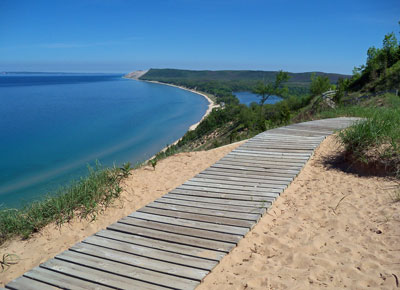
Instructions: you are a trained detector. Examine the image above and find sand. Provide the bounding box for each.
[0,141,244,286]
[197,135,400,290]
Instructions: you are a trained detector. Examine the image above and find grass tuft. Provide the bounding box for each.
[337,106,400,177]
[0,163,127,245]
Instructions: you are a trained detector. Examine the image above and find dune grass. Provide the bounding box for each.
[0,164,130,245]
[337,106,400,177]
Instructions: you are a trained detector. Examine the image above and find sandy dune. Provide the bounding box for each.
[197,135,400,290]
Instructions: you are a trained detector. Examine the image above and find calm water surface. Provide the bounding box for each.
[234,91,281,106]
[0,74,208,207]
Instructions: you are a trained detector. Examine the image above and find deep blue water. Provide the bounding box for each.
[0,74,208,207]
[234,91,281,106]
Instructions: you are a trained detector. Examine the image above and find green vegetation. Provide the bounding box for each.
[349,30,400,93]
[337,102,400,176]
[0,163,129,245]
[310,73,333,96]
[140,68,349,105]
[253,70,290,105]
[148,158,157,170]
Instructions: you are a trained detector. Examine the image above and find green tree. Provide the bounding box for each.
[310,73,332,96]
[253,70,290,106]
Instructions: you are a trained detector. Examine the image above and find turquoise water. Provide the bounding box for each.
[0,74,208,207]
[234,91,281,106]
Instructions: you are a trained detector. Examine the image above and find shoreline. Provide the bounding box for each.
[142,80,219,131]
[125,77,220,158]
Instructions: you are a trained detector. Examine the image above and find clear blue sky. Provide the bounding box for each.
[1,0,399,74]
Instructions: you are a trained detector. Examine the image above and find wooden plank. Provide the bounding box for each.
[119,216,242,243]
[195,173,291,186]
[229,151,310,160]
[83,235,218,270]
[240,144,317,150]
[232,149,311,157]
[162,193,271,208]
[188,177,287,189]
[144,202,260,222]
[155,198,266,214]
[69,243,209,282]
[234,147,313,153]
[246,138,322,143]
[178,183,282,194]
[6,276,60,290]
[131,210,249,235]
[108,222,235,252]
[222,155,307,166]
[275,127,332,135]
[56,251,198,290]
[25,266,122,290]
[169,189,278,201]
[199,169,293,181]
[96,230,226,261]
[211,163,299,175]
[216,159,304,170]
[138,206,256,228]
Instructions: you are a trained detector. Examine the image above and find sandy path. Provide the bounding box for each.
[0,141,244,286]
[197,135,400,290]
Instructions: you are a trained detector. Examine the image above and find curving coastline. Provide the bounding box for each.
[124,74,220,156]
[143,80,220,131]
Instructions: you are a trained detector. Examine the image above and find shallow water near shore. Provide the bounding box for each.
[0,74,208,207]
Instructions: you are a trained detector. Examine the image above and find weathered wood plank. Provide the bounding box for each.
[108,222,235,252]
[83,235,218,270]
[222,155,306,166]
[178,183,282,194]
[155,197,266,214]
[170,189,278,201]
[96,230,226,261]
[40,259,158,290]
[162,194,271,208]
[216,159,304,170]
[144,202,260,222]
[189,177,287,189]
[199,169,293,181]
[132,210,250,235]
[120,215,242,243]
[6,275,60,290]
[240,144,317,150]
[69,243,209,282]
[195,173,290,187]
[228,151,310,160]
[138,206,256,228]
[56,251,198,290]
[232,149,311,157]
[235,147,313,153]
[211,163,299,175]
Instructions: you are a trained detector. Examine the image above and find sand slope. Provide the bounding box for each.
[197,135,400,290]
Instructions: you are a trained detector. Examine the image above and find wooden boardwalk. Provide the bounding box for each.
[5,117,360,290]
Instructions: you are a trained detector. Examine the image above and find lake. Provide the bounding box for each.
[234,91,281,106]
[0,74,208,207]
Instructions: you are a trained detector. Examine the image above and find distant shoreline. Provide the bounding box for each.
[124,76,220,159]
